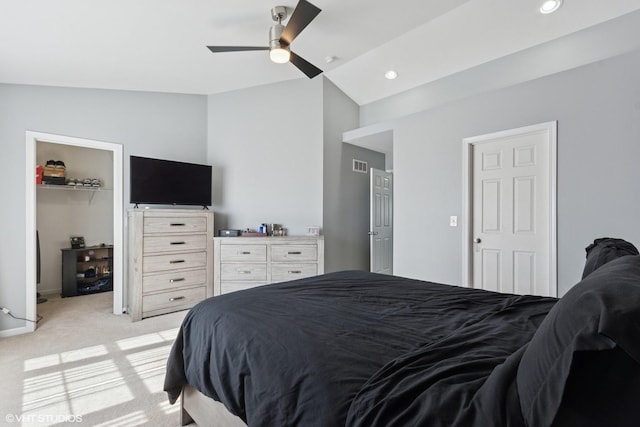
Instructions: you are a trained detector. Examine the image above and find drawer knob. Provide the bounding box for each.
[169,278,185,283]
[240,251,251,255]
[288,270,302,274]
[170,241,186,245]
[170,259,186,264]
[169,296,185,302]
[288,251,302,255]
[238,270,251,274]
[170,223,186,227]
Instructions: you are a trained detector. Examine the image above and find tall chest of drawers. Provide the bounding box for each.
[128,209,213,321]
[213,236,324,296]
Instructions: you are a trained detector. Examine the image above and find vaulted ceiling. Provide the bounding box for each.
[2,0,640,105]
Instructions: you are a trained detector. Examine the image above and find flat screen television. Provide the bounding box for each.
[130,156,212,207]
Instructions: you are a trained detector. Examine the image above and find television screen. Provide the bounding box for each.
[130,156,212,206]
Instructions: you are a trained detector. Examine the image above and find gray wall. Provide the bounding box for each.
[373,48,640,296]
[207,78,324,236]
[322,79,385,272]
[206,76,382,272]
[0,84,207,331]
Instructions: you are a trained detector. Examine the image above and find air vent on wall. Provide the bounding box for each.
[353,159,368,174]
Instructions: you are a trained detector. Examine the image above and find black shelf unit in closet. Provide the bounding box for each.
[61,245,113,297]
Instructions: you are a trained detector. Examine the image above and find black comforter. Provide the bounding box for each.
[164,270,558,426]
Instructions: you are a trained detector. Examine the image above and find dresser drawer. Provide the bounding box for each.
[142,286,206,314]
[220,244,267,262]
[220,281,266,295]
[271,245,317,262]
[143,268,207,293]
[220,263,267,281]
[143,216,207,234]
[271,263,318,282]
[143,234,207,254]
[143,251,207,274]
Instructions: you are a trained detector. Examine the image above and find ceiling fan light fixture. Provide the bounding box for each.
[539,0,563,14]
[270,47,291,64]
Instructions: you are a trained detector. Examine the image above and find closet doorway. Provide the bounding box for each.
[25,132,123,332]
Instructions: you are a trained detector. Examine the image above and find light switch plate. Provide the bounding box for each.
[449,216,458,227]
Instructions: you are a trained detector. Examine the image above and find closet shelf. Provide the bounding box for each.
[38,183,112,204]
[37,184,112,192]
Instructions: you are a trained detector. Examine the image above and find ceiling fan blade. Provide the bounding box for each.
[280,0,321,46]
[207,46,269,53]
[290,51,322,79]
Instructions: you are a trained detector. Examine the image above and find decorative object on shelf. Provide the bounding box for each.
[70,236,85,249]
[269,224,281,236]
[218,229,242,237]
[64,177,102,187]
[45,159,66,169]
[41,159,66,185]
[241,230,267,237]
[307,225,320,236]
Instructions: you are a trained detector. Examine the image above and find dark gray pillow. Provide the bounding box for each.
[582,237,638,279]
[517,256,640,427]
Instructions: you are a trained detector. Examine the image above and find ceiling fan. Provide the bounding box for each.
[207,0,323,79]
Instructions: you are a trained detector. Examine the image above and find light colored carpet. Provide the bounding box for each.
[0,292,190,427]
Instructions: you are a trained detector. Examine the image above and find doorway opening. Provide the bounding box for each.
[342,125,394,273]
[370,168,393,274]
[25,131,123,332]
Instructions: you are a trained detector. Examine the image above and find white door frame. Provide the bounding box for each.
[25,131,124,332]
[461,121,557,297]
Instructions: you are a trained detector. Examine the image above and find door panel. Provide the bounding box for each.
[482,179,502,233]
[514,176,535,233]
[514,251,535,295]
[481,249,501,292]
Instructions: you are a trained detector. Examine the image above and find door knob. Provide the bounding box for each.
[474,238,482,243]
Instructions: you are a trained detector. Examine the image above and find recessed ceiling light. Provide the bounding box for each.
[539,0,563,14]
[384,70,398,80]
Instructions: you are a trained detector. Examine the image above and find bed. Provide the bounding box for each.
[164,242,640,427]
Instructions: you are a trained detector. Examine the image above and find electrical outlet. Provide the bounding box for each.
[449,216,458,227]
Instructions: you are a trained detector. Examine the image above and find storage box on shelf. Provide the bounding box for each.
[213,236,324,296]
[42,176,66,185]
[61,245,113,297]
[43,165,65,178]
[128,209,214,321]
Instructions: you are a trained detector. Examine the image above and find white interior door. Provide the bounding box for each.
[468,123,556,297]
[370,168,393,274]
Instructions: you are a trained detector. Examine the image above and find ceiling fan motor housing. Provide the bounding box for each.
[269,23,286,50]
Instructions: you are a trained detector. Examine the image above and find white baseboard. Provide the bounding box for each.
[38,288,60,296]
[0,324,33,338]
